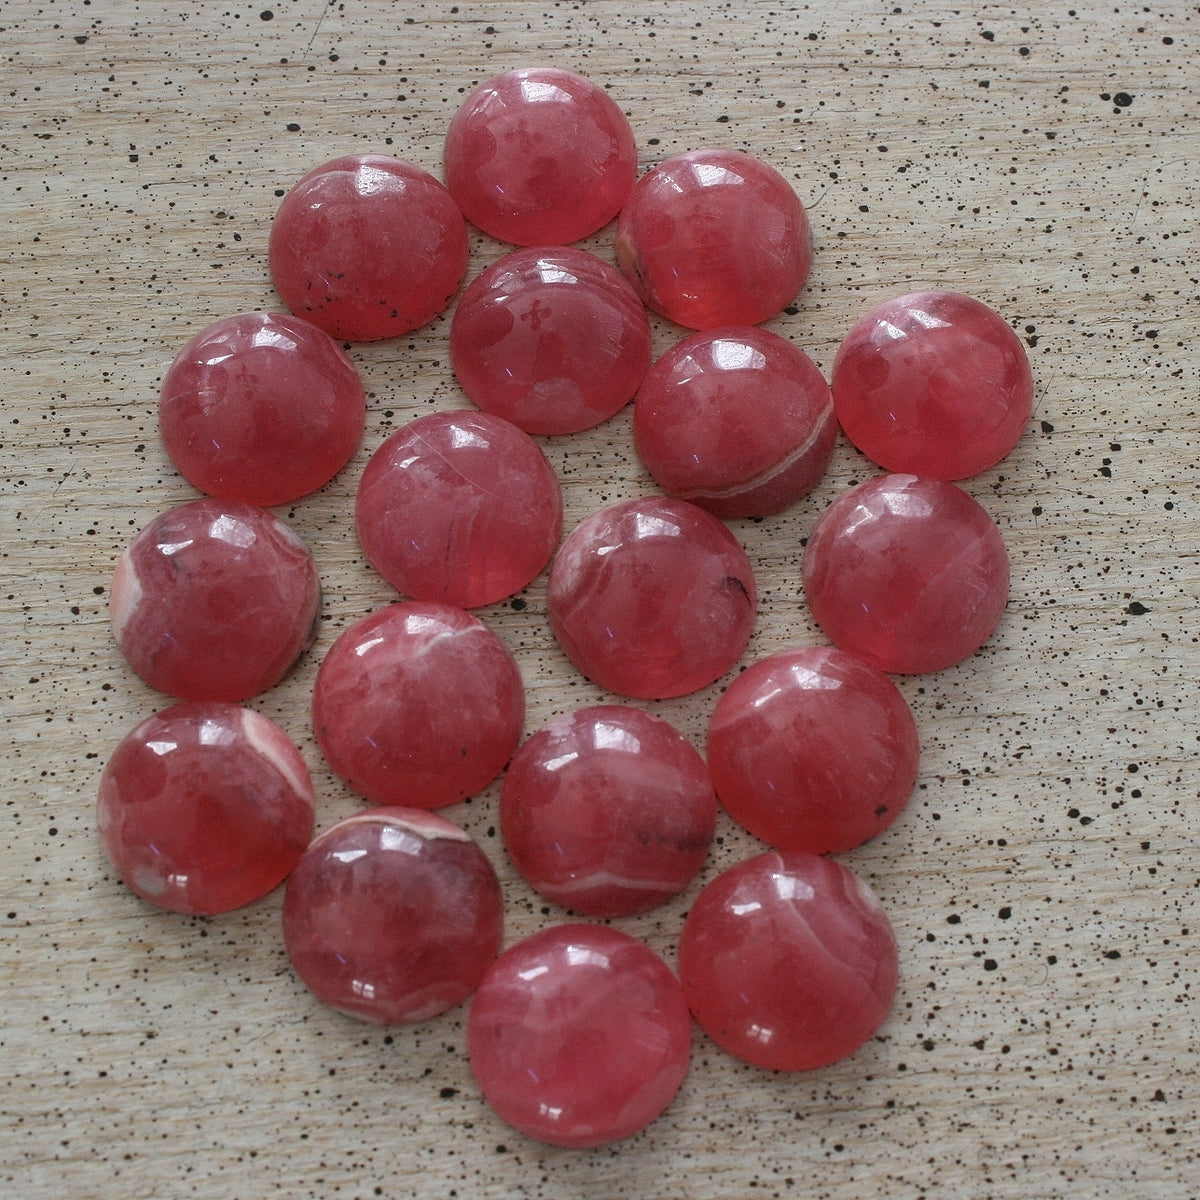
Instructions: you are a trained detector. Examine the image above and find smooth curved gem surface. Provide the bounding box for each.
[443,68,637,246]
[110,499,321,701]
[547,496,756,699]
[467,924,691,1147]
[678,851,898,1071]
[615,148,812,329]
[634,326,836,518]
[802,473,1010,675]
[706,647,919,854]
[312,602,524,808]
[97,702,314,915]
[355,410,562,608]
[158,311,366,507]
[501,705,716,917]
[832,290,1034,480]
[268,155,468,342]
[282,807,503,1024]
[450,247,652,435]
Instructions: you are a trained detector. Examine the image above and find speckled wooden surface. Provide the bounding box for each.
[2,1,1197,1197]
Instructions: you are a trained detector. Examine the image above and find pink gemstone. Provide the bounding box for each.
[110,499,321,701]
[802,473,1010,675]
[706,647,919,854]
[443,68,637,246]
[158,312,366,507]
[355,410,562,609]
[633,327,836,518]
[268,155,468,342]
[832,290,1034,480]
[282,807,503,1024]
[547,496,756,699]
[97,702,314,915]
[615,148,812,330]
[450,247,652,436]
[500,705,716,917]
[678,851,898,1071]
[312,602,524,808]
[468,924,691,1147]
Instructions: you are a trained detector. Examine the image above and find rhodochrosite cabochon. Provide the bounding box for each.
[467,924,692,1147]
[450,245,652,436]
[831,289,1034,480]
[443,67,638,246]
[97,702,315,916]
[268,154,468,342]
[547,495,758,700]
[311,601,525,809]
[355,409,563,609]
[802,473,1011,675]
[500,705,717,917]
[158,311,366,507]
[110,498,321,702]
[283,807,504,1025]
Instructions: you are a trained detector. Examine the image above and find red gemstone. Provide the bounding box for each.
[835,289,1032,477]
[97,702,314,915]
[467,924,691,1147]
[282,807,503,1024]
[443,68,637,246]
[355,410,563,608]
[268,155,468,342]
[547,496,757,699]
[311,602,524,808]
[802,473,1010,674]
[633,326,836,518]
[450,247,652,435]
[158,311,365,507]
[832,290,1034,480]
[615,148,812,329]
[706,646,919,854]
[500,705,716,917]
[678,851,898,1071]
[110,499,321,701]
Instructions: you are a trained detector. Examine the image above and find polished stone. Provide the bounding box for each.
[450,246,651,435]
[110,498,321,701]
[615,148,812,329]
[802,473,1010,674]
[634,326,836,517]
[443,67,637,246]
[311,602,524,808]
[97,702,314,915]
[283,807,503,1024]
[706,646,919,854]
[547,496,756,699]
[355,410,562,608]
[269,154,468,342]
[467,924,691,1147]
[500,705,716,916]
[158,311,365,507]
[832,290,1034,480]
[678,851,898,1071]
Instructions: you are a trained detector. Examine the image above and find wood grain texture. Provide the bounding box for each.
[2,2,1197,1197]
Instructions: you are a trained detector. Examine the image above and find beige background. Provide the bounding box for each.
[2,1,1197,1196]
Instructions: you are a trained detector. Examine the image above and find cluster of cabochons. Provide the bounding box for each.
[97,67,1034,1149]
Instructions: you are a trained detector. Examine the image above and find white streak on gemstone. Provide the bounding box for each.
[108,551,143,644]
[330,808,473,844]
[536,868,681,900]
[241,708,314,809]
